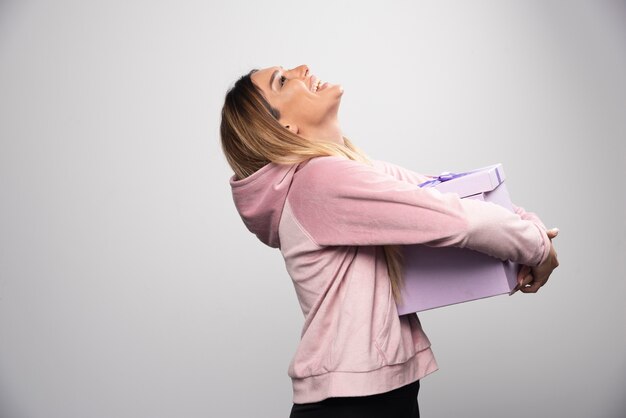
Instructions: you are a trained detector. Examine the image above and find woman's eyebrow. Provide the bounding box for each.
[269,67,284,91]
[269,69,279,91]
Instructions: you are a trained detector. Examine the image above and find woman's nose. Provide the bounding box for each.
[298,65,310,77]
[288,64,309,79]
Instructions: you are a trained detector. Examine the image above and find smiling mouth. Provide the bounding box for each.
[311,77,329,93]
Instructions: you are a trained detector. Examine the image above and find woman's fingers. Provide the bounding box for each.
[517,265,531,284]
[520,274,544,293]
[510,230,559,296]
[522,273,534,287]
[510,268,534,295]
[518,267,534,288]
[520,282,541,293]
[521,269,552,293]
[518,274,535,292]
[511,265,529,295]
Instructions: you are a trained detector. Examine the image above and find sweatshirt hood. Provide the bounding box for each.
[230,161,303,248]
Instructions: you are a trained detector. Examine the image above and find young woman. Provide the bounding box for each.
[220,64,559,418]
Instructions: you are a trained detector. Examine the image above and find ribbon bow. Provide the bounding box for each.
[418,171,470,188]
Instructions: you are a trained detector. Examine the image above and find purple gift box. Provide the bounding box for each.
[396,163,519,315]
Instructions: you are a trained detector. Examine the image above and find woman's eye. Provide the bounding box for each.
[280,75,286,87]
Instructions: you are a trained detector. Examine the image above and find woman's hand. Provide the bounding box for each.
[510,228,560,295]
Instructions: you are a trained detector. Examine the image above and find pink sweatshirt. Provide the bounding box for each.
[230,155,550,404]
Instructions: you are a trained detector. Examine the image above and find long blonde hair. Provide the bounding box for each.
[220,69,405,304]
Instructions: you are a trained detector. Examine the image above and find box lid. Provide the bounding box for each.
[421,163,506,198]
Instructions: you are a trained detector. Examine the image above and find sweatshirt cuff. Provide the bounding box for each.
[534,223,552,266]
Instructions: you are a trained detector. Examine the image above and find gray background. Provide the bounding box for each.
[1,0,625,417]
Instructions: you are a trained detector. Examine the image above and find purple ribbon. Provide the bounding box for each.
[418,172,470,188]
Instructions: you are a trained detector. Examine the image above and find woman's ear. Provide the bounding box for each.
[284,124,299,134]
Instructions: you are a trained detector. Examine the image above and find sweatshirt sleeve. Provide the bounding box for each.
[371,159,433,186]
[512,203,548,231]
[289,156,551,266]
[373,159,551,253]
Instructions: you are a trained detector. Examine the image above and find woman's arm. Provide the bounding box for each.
[373,159,549,233]
[369,158,559,288]
[289,156,551,267]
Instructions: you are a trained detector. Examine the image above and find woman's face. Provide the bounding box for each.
[250,64,344,136]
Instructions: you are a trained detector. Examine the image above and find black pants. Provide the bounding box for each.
[289,380,420,418]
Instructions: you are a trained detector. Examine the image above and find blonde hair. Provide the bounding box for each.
[220,69,405,304]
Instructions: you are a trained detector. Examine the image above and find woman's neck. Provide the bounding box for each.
[302,120,345,146]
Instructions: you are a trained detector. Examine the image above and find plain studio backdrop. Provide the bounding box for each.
[1,0,625,417]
